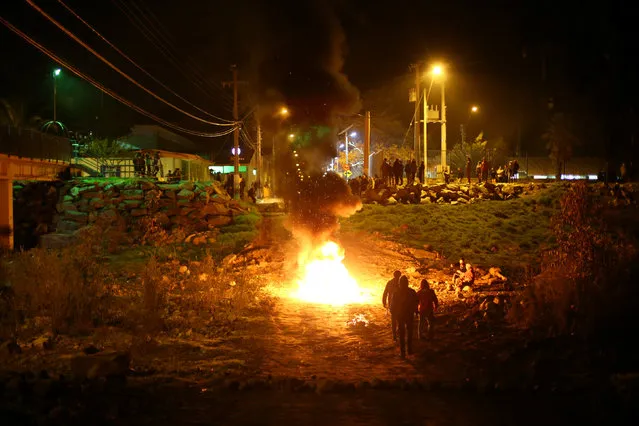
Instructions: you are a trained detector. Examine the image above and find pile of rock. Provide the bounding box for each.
[40,178,245,248]
[590,182,636,207]
[361,182,536,205]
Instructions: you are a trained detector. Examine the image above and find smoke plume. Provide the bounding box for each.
[249,0,362,243]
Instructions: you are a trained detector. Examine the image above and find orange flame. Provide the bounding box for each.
[292,241,369,305]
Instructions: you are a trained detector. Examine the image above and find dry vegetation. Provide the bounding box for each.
[0,210,271,377]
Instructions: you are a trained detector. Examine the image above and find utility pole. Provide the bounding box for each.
[344,131,349,180]
[441,80,447,174]
[231,66,239,199]
[222,65,247,200]
[256,111,262,198]
[423,86,428,183]
[412,63,421,159]
[364,110,371,176]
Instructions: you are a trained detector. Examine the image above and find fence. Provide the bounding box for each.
[0,126,71,163]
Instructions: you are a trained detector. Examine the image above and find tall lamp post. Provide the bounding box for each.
[422,64,444,182]
[52,68,61,121]
[271,107,289,195]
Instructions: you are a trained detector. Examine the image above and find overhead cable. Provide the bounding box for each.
[56,0,235,124]
[25,0,236,127]
[0,16,237,138]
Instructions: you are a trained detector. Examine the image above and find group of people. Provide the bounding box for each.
[133,151,163,178]
[455,157,520,184]
[382,271,439,358]
[380,158,425,187]
[451,258,475,293]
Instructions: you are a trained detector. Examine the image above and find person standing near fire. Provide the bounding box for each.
[392,276,419,358]
[382,270,402,341]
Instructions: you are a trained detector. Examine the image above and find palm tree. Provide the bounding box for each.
[543,113,579,181]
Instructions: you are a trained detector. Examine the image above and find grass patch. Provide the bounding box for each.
[342,184,566,271]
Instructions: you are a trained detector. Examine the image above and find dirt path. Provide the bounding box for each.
[247,220,524,385]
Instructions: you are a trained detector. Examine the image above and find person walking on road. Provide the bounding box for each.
[382,270,402,341]
[416,279,439,340]
[391,276,419,358]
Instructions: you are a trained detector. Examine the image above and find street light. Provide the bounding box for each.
[350,131,357,138]
[471,105,479,113]
[279,107,289,116]
[52,68,61,121]
[288,133,295,140]
[421,63,447,182]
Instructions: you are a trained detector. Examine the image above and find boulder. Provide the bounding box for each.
[386,196,398,205]
[122,189,144,200]
[70,351,130,380]
[207,216,232,227]
[89,198,105,209]
[121,200,142,209]
[56,220,82,233]
[179,181,195,191]
[177,189,195,200]
[64,210,89,224]
[151,212,171,226]
[157,183,181,191]
[202,203,230,216]
[139,180,157,191]
[163,190,177,200]
[80,191,102,199]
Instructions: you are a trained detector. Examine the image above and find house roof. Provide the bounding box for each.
[136,148,212,164]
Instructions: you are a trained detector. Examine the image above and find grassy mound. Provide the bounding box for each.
[342,184,566,271]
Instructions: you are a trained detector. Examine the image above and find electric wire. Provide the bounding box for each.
[131,0,232,99]
[26,0,236,127]
[111,0,234,109]
[56,0,235,124]
[0,15,237,138]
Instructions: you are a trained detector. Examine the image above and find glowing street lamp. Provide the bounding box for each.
[52,68,61,121]
[231,147,241,156]
[288,133,295,140]
[471,105,479,113]
[350,131,357,138]
[432,65,443,76]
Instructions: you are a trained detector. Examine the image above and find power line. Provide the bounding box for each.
[111,0,234,109]
[56,0,235,124]
[0,15,236,138]
[26,0,235,127]
[131,0,232,99]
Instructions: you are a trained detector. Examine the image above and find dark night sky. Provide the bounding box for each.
[1,0,638,160]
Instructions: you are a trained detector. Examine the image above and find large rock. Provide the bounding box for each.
[56,220,83,233]
[64,210,89,224]
[70,351,130,380]
[157,183,181,191]
[207,216,232,227]
[177,189,195,200]
[122,189,144,200]
[179,181,195,191]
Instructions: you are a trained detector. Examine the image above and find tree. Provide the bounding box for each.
[449,132,487,171]
[82,138,128,170]
[543,113,579,181]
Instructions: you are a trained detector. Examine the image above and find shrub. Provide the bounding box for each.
[508,183,637,337]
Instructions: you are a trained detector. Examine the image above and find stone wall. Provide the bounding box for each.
[39,178,243,249]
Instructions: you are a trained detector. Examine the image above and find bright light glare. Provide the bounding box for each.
[288,133,295,139]
[280,107,289,116]
[471,105,479,113]
[53,68,61,77]
[292,241,369,306]
[350,131,357,137]
[432,65,443,75]
[339,143,345,149]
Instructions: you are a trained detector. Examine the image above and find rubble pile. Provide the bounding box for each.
[361,182,535,205]
[35,179,246,248]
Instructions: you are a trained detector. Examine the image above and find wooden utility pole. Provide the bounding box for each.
[222,65,242,199]
[364,110,371,176]
[413,63,421,159]
[256,110,263,198]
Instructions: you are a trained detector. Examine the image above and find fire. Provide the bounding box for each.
[292,241,369,305]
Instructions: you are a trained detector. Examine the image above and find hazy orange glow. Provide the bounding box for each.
[292,241,369,306]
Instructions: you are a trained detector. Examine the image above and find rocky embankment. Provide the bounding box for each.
[12,182,62,249]
[362,181,531,205]
[37,178,244,248]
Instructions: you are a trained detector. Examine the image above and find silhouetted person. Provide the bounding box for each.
[382,270,402,341]
[465,157,472,184]
[248,184,256,203]
[416,279,439,340]
[419,161,425,183]
[391,276,419,358]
